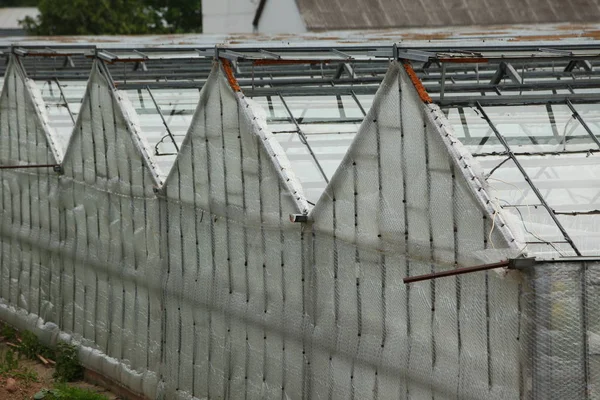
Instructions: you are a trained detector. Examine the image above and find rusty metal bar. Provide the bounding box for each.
[0,164,61,170]
[403,260,510,284]
[253,59,331,66]
[402,61,432,103]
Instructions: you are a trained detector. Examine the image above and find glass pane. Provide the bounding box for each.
[254,93,374,206]
[123,88,200,179]
[37,79,87,152]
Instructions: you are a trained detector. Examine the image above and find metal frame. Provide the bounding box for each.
[6,42,600,252]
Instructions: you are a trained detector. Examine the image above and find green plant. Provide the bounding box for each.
[0,324,17,342]
[34,384,109,400]
[0,349,39,386]
[20,330,41,360]
[11,368,38,386]
[0,349,19,373]
[15,330,56,362]
[53,343,83,383]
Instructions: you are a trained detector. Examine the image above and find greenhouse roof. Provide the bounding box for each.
[2,24,600,257]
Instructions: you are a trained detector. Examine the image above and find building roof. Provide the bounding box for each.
[0,7,38,30]
[295,0,600,30]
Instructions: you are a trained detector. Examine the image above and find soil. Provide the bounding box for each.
[0,342,119,400]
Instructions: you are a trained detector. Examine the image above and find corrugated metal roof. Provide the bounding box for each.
[295,0,600,31]
[0,7,38,30]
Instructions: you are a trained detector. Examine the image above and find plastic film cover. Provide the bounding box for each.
[309,62,522,400]
[0,55,593,400]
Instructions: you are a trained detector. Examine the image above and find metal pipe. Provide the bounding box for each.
[0,164,60,170]
[54,78,76,123]
[145,86,179,153]
[252,0,268,30]
[403,260,510,284]
[278,93,330,184]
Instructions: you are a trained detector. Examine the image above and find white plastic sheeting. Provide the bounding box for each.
[58,60,163,395]
[0,56,164,398]
[0,55,582,400]
[163,63,308,399]
[0,56,61,324]
[309,62,522,399]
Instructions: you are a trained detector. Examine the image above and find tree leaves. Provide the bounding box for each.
[20,0,202,35]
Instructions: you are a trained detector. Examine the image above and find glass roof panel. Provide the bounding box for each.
[123,87,200,179]
[36,79,87,153]
[253,93,372,205]
[447,103,600,257]
[446,104,599,156]
[573,103,600,137]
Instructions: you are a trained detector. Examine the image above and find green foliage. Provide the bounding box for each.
[53,342,82,382]
[0,324,17,342]
[15,330,56,361]
[0,349,19,372]
[0,349,39,385]
[20,0,202,35]
[34,384,109,400]
[20,330,41,359]
[148,0,202,33]
[21,0,162,35]
[1,0,38,6]
[0,327,82,383]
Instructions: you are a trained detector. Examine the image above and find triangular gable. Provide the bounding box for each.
[310,61,519,258]
[165,61,308,217]
[161,61,309,399]
[62,60,163,190]
[306,61,522,399]
[57,59,163,385]
[0,55,62,166]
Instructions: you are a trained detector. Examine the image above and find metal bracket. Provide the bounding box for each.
[289,214,309,223]
[507,257,537,271]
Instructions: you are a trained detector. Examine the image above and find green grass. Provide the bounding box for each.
[0,324,82,383]
[34,384,109,400]
[0,325,17,342]
[53,342,83,382]
[0,349,39,386]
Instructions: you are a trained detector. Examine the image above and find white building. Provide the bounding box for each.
[0,8,38,36]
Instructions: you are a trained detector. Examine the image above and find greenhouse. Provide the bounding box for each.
[0,27,598,399]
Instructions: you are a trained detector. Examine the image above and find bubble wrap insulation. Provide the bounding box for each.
[0,55,593,400]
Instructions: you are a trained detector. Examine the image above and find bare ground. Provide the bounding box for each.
[0,341,118,400]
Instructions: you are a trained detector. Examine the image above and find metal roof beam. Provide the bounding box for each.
[490,61,522,85]
[565,59,593,72]
[476,103,582,256]
[438,93,600,107]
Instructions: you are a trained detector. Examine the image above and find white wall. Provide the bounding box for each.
[202,0,257,33]
[202,0,306,34]
[258,0,306,34]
